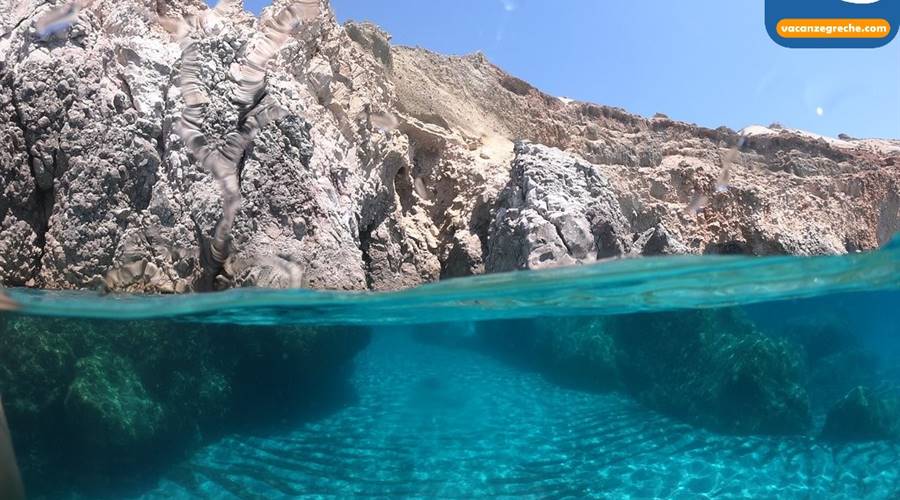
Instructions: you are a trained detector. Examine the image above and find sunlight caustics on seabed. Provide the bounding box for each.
[132,332,899,499]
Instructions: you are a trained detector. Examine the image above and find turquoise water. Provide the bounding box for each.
[1,239,899,498]
[7,236,899,325]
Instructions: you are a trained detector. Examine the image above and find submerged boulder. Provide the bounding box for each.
[0,316,78,421]
[612,310,811,435]
[478,309,812,436]
[225,324,373,421]
[821,387,900,443]
[0,314,370,494]
[808,349,881,410]
[64,353,164,452]
[476,317,621,391]
[774,319,884,413]
[779,321,861,366]
[542,318,620,390]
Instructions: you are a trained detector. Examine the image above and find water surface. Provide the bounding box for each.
[1,241,899,499]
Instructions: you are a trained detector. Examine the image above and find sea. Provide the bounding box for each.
[1,237,898,499]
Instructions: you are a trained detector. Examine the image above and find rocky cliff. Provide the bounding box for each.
[1,0,898,293]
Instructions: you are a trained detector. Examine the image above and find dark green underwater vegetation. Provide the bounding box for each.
[1,301,899,497]
[474,309,900,440]
[0,314,369,496]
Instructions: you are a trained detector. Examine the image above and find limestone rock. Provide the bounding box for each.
[486,142,630,272]
[441,229,485,279]
[0,0,897,292]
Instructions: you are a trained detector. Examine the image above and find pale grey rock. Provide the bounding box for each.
[344,21,392,72]
[486,142,630,273]
[0,0,433,292]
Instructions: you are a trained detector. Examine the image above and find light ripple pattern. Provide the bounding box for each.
[118,332,900,500]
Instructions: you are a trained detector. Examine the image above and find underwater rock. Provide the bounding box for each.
[225,323,372,419]
[0,316,77,421]
[612,310,811,435]
[478,310,813,436]
[808,349,881,410]
[477,317,621,391]
[540,318,620,390]
[64,353,165,452]
[778,321,862,366]
[482,318,622,391]
[821,386,899,443]
[773,319,884,412]
[0,0,897,291]
[0,313,370,494]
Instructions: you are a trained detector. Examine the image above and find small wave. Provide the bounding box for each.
[5,236,899,326]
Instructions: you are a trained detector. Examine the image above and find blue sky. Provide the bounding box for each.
[238,0,900,139]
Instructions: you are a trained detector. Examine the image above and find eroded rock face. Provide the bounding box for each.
[486,142,630,272]
[0,0,423,292]
[0,0,898,292]
[390,47,900,264]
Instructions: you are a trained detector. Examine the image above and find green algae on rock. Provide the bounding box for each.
[479,309,812,436]
[479,317,622,391]
[821,386,900,443]
[65,353,166,452]
[0,313,370,494]
[540,318,621,390]
[612,310,811,436]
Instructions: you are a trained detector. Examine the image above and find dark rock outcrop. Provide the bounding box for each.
[0,313,370,493]
[612,310,811,436]
[478,309,812,436]
[821,387,899,443]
